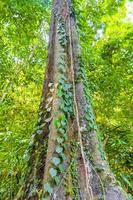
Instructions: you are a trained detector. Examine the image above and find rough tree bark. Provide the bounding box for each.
[15,0,128,199]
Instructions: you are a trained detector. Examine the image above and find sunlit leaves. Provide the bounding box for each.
[0,0,51,198]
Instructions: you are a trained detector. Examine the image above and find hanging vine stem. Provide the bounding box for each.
[47,122,74,199]
[51,158,75,200]
[50,120,77,199]
[89,161,106,200]
[66,1,94,199]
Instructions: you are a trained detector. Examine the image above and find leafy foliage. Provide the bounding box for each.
[74,0,133,196]
[0,0,132,199]
[0,0,50,198]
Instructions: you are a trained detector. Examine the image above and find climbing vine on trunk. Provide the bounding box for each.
[15,0,128,200]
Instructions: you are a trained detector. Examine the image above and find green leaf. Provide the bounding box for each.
[64,100,70,106]
[64,134,68,141]
[57,137,64,144]
[58,128,65,134]
[62,107,68,112]
[59,68,66,73]
[59,78,65,85]
[56,146,63,154]
[60,103,65,110]
[54,176,60,185]
[85,115,90,121]
[53,119,60,128]
[60,153,66,161]
[58,164,65,173]
[63,84,71,91]
[44,183,53,194]
[57,89,63,97]
[46,107,52,112]
[60,120,66,126]
[49,168,57,177]
[59,61,65,66]
[52,157,61,166]
[88,122,94,129]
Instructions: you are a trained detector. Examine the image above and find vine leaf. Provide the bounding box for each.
[58,164,65,173]
[54,176,60,185]
[46,107,52,112]
[53,119,60,128]
[57,137,64,144]
[60,153,66,160]
[57,89,63,97]
[44,183,53,194]
[59,78,65,85]
[49,168,57,177]
[52,157,61,166]
[58,128,65,134]
[63,84,71,91]
[60,120,66,126]
[56,146,63,154]
[60,103,65,110]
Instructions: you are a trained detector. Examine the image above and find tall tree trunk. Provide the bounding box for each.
[15,0,128,199]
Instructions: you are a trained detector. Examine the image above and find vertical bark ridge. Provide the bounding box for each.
[66,2,93,199]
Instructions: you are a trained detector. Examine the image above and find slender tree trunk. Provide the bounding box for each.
[15,0,128,199]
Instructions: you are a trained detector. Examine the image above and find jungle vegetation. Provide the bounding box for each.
[0,0,132,199]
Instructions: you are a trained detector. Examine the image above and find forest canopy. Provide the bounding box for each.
[0,0,133,199]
